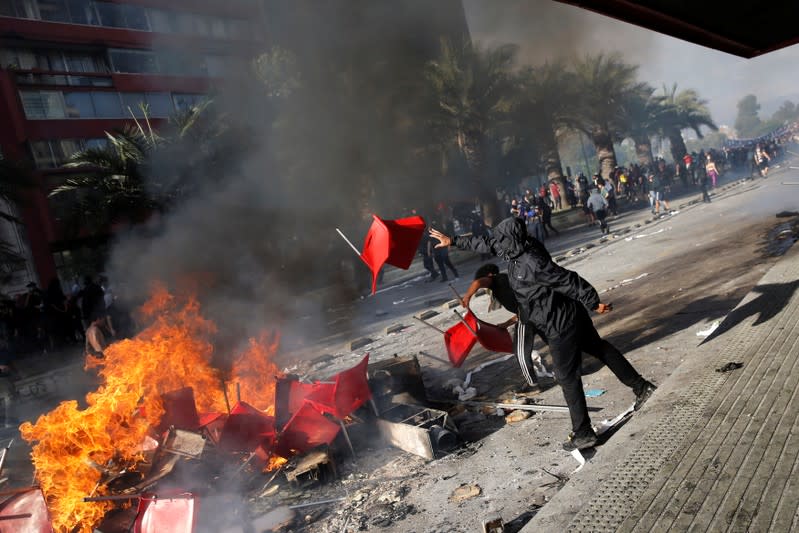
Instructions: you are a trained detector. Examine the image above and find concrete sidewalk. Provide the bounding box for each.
[522,238,799,532]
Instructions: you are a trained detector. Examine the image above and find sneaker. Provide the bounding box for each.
[562,430,598,451]
[634,381,657,411]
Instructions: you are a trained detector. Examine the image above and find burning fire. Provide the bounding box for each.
[19,285,284,533]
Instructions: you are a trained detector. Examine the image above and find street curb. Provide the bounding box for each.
[415,310,439,320]
[384,324,404,335]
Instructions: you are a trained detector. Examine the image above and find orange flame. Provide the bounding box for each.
[20,284,284,533]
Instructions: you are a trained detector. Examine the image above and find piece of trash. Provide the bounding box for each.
[505,410,532,423]
[392,299,406,305]
[696,320,720,338]
[584,388,606,398]
[571,449,586,473]
[450,483,482,502]
[716,362,743,373]
[594,404,635,435]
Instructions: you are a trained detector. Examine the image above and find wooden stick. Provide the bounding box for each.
[83,494,142,502]
[222,381,231,413]
[413,316,445,335]
[335,228,361,257]
[236,382,241,403]
[0,514,32,520]
[452,309,478,336]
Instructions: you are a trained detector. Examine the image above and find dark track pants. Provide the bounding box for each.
[547,308,645,436]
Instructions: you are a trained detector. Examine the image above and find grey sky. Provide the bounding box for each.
[463,0,799,128]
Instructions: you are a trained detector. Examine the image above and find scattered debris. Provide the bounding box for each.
[348,337,374,351]
[716,362,744,373]
[505,410,532,424]
[696,320,720,338]
[450,483,482,502]
[584,389,606,398]
[482,515,505,533]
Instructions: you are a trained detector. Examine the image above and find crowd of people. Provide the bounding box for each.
[0,275,133,367]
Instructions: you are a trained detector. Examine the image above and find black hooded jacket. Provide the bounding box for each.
[452,217,600,339]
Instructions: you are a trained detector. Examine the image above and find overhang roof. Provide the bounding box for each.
[556,0,799,58]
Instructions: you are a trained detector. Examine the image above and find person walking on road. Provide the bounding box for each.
[429,217,656,451]
[586,187,610,235]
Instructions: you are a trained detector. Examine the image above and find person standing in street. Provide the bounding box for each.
[429,217,656,450]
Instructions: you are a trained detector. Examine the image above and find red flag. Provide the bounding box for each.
[360,215,425,293]
[134,493,195,533]
[217,401,276,453]
[0,488,53,533]
[305,354,371,419]
[276,403,341,456]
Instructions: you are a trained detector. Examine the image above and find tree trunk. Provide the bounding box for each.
[668,128,687,164]
[591,127,617,182]
[459,131,501,227]
[634,134,654,169]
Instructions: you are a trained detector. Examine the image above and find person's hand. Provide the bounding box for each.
[595,302,613,314]
[460,296,471,309]
[429,228,451,248]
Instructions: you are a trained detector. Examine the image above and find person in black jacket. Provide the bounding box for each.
[430,217,656,451]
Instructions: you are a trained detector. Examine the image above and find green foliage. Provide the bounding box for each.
[734,94,762,138]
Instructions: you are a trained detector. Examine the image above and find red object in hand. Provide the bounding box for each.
[444,311,514,367]
[360,215,425,294]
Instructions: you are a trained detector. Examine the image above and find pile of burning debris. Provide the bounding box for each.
[0,289,464,533]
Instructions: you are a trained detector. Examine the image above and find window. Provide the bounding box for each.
[0,0,37,19]
[119,3,147,30]
[145,92,171,117]
[64,51,106,73]
[120,92,145,117]
[175,12,194,34]
[91,91,121,117]
[109,49,158,74]
[94,1,123,27]
[20,90,65,118]
[66,0,97,25]
[37,0,69,22]
[147,8,173,33]
[63,91,94,117]
[30,140,57,168]
[85,137,108,150]
[0,48,37,69]
[51,138,82,163]
[68,75,112,87]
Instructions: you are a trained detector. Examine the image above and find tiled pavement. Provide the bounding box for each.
[561,243,799,532]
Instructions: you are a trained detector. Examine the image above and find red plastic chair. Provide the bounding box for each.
[134,492,195,533]
[0,488,53,533]
[360,215,425,294]
[444,311,514,367]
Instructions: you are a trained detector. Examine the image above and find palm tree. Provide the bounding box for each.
[620,85,664,169]
[567,53,649,181]
[49,101,239,236]
[658,84,718,163]
[517,61,577,196]
[426,39,520,224]
[49,124,160,236]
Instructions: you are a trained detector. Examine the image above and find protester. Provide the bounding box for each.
[586,186,610,235]
[430,218,656,450]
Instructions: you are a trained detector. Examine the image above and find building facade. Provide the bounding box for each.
[0,0,264,292]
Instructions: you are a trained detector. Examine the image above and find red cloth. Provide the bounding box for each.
[158,387,200,433]
[217,401,276,453]
[0,488,53,533]
[134,493,195,533]
[444,312,513,367]
[276,403,341,456]
[360,215,425,294]
[304,354,371,419]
